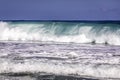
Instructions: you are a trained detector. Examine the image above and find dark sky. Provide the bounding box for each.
[0,0,120,20]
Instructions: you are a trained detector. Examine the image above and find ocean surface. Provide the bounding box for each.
[0,21,120,80]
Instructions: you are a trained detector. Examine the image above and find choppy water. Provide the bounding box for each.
[0,42,120,80]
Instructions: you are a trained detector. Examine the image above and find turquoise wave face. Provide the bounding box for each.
[0,21,120,45]
[9,21,120,35]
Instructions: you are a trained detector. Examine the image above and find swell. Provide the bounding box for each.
[0,21,120,45]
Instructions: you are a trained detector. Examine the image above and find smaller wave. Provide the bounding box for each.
[0,61,120,79]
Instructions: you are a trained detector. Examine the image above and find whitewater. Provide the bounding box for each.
[0,21,120,80]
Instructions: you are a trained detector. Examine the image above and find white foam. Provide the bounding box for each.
[0,40,120,78]
[0,61,120,78]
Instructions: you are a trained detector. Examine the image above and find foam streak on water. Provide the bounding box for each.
[0,42,120,79]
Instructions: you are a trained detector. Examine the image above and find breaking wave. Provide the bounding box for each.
[0,21,120,45]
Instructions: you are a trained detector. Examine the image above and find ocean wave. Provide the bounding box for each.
[0,21,120,45]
